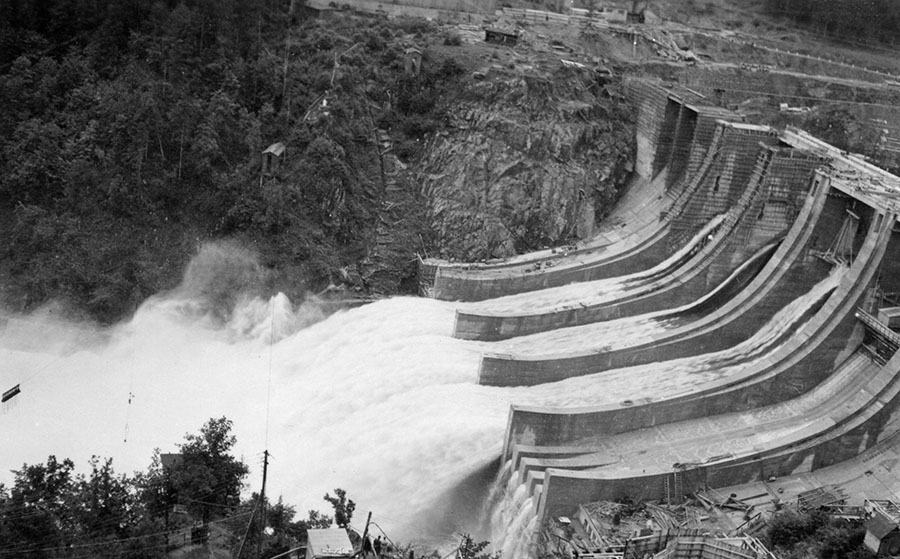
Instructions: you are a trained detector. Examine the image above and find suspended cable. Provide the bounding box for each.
[265,298,275,449]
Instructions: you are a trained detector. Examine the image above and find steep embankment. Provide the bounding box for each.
[419,59,636,261]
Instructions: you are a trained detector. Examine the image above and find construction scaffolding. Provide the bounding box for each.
[623,530,775,559]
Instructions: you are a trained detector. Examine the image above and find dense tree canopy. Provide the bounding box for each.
[764,509,876,559]
[0,455,165,558]
[0,417,340,558]
[138,416,249,523]
[0,0,451,322]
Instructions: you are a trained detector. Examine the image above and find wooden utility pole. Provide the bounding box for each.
[256,450,270,559]
[359,512,373,558]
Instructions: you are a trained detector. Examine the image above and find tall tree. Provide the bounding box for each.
[323,488,355,529]
[170,417,249,522]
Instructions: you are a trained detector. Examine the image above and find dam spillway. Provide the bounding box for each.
[418,80,900,538]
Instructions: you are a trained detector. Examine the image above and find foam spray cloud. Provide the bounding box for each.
[0,243,496,547]
[0,242,839,551]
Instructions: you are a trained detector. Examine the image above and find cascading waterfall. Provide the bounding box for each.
[481,460,514,526]
[488,482,538,559]
[500,497,538,559]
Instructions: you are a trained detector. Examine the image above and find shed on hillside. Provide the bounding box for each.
[261,142,286,177]
[306,528,354,559]
[405,47,423,76]
[484,28,518,46]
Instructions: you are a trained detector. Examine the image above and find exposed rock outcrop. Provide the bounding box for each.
[419,67,636,260]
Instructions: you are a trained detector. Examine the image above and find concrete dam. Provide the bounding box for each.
[419,80,900,529]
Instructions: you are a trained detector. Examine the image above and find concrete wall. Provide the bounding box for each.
[501,199,889,460]
[433,224,672,301]
[481,173,859,387]
[631,80,670,179]
[652,97,682,180]
[454,145,825,341]
[666,105,699,191]
[667,125,778,249]
[426,84,734,302]
[677,65,900,108]
[433,117,765,303]
[537,334,899,520]
[453,236,774,341]
[681,108,740,190]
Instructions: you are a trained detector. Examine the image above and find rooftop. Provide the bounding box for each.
[307,528,354,558]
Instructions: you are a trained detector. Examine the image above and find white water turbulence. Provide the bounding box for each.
[0,240,844,555]
[458,213,728,316]
[480,268,846,553]
[0,243,497,548]
[485,461,540,558]
[522,265,846,408]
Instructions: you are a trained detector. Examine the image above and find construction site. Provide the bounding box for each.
[402,1,900,558]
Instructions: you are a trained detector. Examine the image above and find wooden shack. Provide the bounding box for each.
[404,47,423,76]
[865,500,900,557]
[261,142,286,177]
[485,27,519,46]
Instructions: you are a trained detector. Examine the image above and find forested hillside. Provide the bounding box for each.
[0,0,460,322]
[0,0,637,323]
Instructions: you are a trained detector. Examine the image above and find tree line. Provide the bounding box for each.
[0,417,344,558]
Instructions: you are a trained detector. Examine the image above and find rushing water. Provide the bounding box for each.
[459,213,727,316]
[0,292,488,546]
[0,245,844,552]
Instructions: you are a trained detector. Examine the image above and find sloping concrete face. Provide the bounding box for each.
[633,80,672,180]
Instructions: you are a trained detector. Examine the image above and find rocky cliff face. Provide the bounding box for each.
[419,66,636,261]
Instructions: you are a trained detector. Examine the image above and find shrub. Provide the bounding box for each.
[443,33,463,46]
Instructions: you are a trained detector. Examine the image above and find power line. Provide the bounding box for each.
[265,298,275,449]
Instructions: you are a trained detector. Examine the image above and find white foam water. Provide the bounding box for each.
[0,253,844,553]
